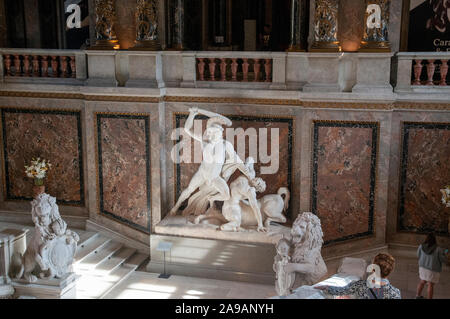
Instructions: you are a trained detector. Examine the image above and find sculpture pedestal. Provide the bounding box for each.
[12,273,79,299]
[0,284,14,299]
[0,229,29,298]
[147,233,277,285]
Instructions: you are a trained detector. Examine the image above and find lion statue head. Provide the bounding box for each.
[288,212,328,287]
[291,212,324,250]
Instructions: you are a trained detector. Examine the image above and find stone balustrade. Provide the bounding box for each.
[0,49,87,84]
[3,49,449,97]
[196,56,273,83]
[395,52,450,93]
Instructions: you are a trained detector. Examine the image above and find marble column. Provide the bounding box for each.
[131,0,161,50]
[360,0,391,52]
[287,0,305,51]
[310,0,340,52]
[168,0,184,50]
[91,0,120,49]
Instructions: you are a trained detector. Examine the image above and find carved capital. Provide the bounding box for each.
[311,0,340,52]
[360,0,391,52]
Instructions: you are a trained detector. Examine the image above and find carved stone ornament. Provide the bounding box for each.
[274,212,327,296]
[311,0,340,52]
[132,0,162,50]
[91,0,120,49]
[169,108,289,233]
[360,0,391,52]
[15,193,79,283]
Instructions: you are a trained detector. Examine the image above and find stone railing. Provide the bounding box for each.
[0,49,87,84]
[196,55,273,83]
[395,52,450,93]
[0,49,397,94]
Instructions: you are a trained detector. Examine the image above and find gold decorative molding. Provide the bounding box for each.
[0,91,449,110]
[163,96,302,106]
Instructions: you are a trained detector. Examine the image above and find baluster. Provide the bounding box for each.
[412,59,423,85]
[13,55,21,76]
[51,56,59,78]
[264,59,272,82]
[439,60,448,86]
[41,56,49,77]
[32,55,40,77]
[220,58,227,81]
[4,55,11,76]
[231,58,238,81]
[426,60,436,85]
[253,59,261,82]
[69,56,76,78]
[209,58,216,81]
[23,55,31,76]
[242,58,249,82]
[197,58,205,81]
[60,56,68,78]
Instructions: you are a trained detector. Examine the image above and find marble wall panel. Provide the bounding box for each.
[1,107,84,205]
[173,113,294,219]
[96,113,151,233]
[312,121,378,244]
[398,123,450,235]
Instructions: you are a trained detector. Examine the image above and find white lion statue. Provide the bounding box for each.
[281,212,328,291]
[15,193,79,282]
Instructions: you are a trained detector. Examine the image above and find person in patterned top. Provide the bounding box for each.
[315,253,402,299]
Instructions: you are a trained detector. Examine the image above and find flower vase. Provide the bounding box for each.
[32,179,45,198]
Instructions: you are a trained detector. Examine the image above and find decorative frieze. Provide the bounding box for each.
[91,0,120,50]
[311,0,340,52]
[131,0,161,50]
[360,0,391,52]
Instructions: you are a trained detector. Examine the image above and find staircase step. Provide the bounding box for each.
[99,264,137,299]
[74,236,111,264]
[77,232,99,248]
[93,247,137,276]
[76,241,123,270]
[124,253,149,269]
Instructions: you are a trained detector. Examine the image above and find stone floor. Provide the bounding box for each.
[388,256,450,299]
[102,272,276,299]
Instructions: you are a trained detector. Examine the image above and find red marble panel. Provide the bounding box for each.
[174,114,293,218]
[399,123,450,235]
[312,122,377,244]
[97,114,150,233]
[1,108,83,205]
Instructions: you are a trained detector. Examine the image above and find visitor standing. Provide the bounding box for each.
[416,233,449,299]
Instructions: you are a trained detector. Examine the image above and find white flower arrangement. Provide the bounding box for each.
[24,158,52,186]
[441,185,450,208]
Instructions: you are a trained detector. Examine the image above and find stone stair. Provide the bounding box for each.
[0,222,149,299]
[73,231,149,299]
